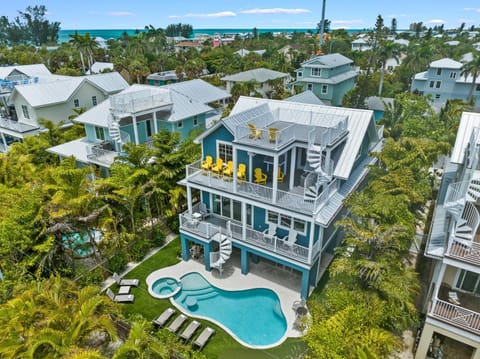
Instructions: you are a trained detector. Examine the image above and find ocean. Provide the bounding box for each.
[57,28,368,43]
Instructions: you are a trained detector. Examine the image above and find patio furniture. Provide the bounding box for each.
[277,167,285,183]
[254,168,267,185]
[167,314,187,333]
[179,320,201,342]
[118,286,131,295]
[282,230,298,248]
[152,307,176,328]
[199,203,212,220]
[269,127,279,143]
[211,158,224,177]
[106,288,134,303]
[193,327,215,350]
[113,272,139,287]
[248,123,263,139]
[223,160,234,179]
[263,223,277,241]
[201,156,213,172]
[237,163,246,182]
[448,291,460,305]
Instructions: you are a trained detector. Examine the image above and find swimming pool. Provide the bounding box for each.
[62,230,102,258]
[151,277,182,299]
[171,272,287,347]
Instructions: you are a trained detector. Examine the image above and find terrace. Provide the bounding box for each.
[179,203,321,265]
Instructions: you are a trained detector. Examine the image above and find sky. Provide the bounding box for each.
[3,1,480,30]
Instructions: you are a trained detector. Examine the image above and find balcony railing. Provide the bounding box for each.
[430,299,480,335]
[86,145,117,166]
[0,116,39,133]
[185,160,337,215]
[444,181,469,207]
[446,239,480,266]
[179,210,314,264]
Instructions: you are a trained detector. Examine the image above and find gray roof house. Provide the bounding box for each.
[0,72,128,153]
[221,68,289,97]
[293,53,357,106]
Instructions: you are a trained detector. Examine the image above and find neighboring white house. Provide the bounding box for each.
[221,68,289,96]
[0,72,128,152]
[88,62,114,74]
[234,48,266,57]
[351,38,371,51]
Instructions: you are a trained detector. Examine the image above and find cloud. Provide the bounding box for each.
[169,11,236,19]
[239,8,311,15]
[426,19,446,24]
[107,11,135,17]
[331,19,364,27]
[463,8,480,12]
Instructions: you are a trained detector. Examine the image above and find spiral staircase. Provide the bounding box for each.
[304,135,333,200]
[210,221,233,275]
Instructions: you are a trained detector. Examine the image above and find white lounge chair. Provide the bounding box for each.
[263,223,277,240]
[193,327,215,350]
[113,272,139,287]
[179,320,200,341]
[167,314,187,333]
[152,307,176,328]
[106,288,134,303]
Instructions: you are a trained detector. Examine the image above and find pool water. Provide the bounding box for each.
[61,230,102,258]
[151,277,182,298]
[173,272,287,347]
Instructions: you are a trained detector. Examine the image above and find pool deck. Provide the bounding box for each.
[146,257,304,347]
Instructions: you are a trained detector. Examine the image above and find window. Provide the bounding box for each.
[74,99,80,108]
[311,68,321,77]
[298,71,303,77]
[435,81,441,89]
[307,83,313,91]
[92,96,97,106]
[476,84,480,91]
[193,115,198,126]
[266,210,306,234]
[177,120,183,128]
[217,141,233,162]
[449,72,457,79]
[321,84,328,94]
[429,81,435,88]
[436,68,442,76]
[435,94,441,99]
[21,105,30,119]
[146,119,152,137]
[212,194,242,222]
[95,126,105,141]
[455,270,480,295]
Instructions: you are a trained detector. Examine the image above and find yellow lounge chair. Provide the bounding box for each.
[254,168,267,185]
[223,161,234,179]
[201,156,213,172]
[237,163,246,182]
[248,123,263,139]
[269,128,279,143]
[277,167,285,183]
[211,158,224,177]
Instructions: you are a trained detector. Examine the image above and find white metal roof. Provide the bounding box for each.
[451,112,480,164]
[298,70,357,85]
[0,64,51,79]
[89,62,114,74]
[228,97,378,179]
[285,90,326,106]
[73,99,112,127]
[430,58,463,69]
[221,68,288,83]
[47,137,92,164]
[165,79,231,104]
[301,53,353,68]
[12,72,128,108]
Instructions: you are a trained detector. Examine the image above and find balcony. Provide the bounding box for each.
[185,160,339,215]
[0,116,39,134]
[86,143,117,167]
[179,207,321,265]
[446,239,480,266]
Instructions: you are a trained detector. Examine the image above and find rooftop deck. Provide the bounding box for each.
[0,116,39,135]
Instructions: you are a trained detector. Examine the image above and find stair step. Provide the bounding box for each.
[455,232,473,240]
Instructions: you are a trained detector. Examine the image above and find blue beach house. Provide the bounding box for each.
[48,80,230,177]
[293,53,357,106]
[178,96,383,298]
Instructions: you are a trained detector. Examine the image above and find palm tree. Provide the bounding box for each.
[377,40,400,96]
[69,32,98,74]
[461,51,480,103]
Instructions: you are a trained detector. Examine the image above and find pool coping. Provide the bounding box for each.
[145,260,303,349]
[149,277,182,299]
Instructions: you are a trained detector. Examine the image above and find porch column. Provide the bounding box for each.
[431,262,447,313]
[241,202,247,241]
[180,236,190,261]
[0,132,7,152]
[248,152,254,182]
[272,155,279,204]
[414,323,434,359]
[132,114,139,144]
[472,348,480,359]
[153,111,158,134]
[241,247,249,274]
[187,185,193,215]
[289,147,297,190]
[308,221,316,264]
[300,269,310,299]
[204,242,212,271]
[233,146,238,194]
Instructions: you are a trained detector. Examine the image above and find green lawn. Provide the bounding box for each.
[117,238,309,358]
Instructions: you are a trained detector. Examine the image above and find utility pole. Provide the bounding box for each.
[319,0,326,49]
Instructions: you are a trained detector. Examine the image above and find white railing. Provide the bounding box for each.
[447,240,480,266]
[178,212,222,240]
[444,181,469,207]
[430,299,480,335]
[110,90,169,114]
